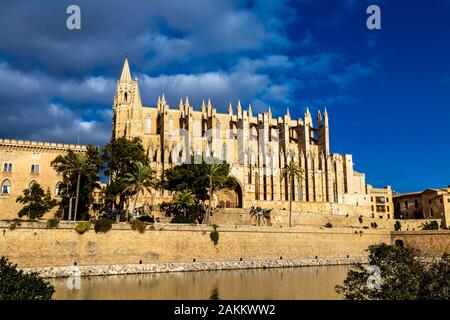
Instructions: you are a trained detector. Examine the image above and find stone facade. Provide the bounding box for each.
[113,59,372,215]
[393,187,450,228]
[366,185,394,219]
[0,139,87,220]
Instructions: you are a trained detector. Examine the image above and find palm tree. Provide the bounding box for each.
[199,162,235,224]
[52,151,98,221]
[249,206,272,226]
[173,190,196,218]
[281,160,304,227]
[121,163,156,221]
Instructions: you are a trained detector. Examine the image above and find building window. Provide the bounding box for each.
[3,163,12,172]
[31,164,40,173]
[414,200,418,208]
[376,197,385,204]
[1,180,11,195]
[144,117,152,134]
[167,116,173,135]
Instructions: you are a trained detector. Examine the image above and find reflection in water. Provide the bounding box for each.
[50,265,350,300]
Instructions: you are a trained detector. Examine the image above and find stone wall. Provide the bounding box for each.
[0,221,391,268]
[212,209,394,229]
[391,231,450,257]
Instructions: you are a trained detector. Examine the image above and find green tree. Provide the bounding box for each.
[51,146,100,221]
[101,137,150,216]
[173,190,196,216]
[121,163,156,221]
[336,243,450,300]
[16,183,57,220]
[281,160,304,227]
[0,256,54,300]
[162,157,236,224]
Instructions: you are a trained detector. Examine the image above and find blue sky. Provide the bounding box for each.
[0,0,449,193]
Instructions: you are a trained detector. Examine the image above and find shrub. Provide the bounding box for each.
[75,221,91,234]
[9,219,21,231]
[137,215,154,223]
[0,256,54,300]
[46,218,59,229]
[421,221,439,230]
[394,221,402,231]
[325,222,333,228]
[171,215,194,224]
[130,220,146,233]
[94,218,113,233]
[210,224,219,245]
[336,244,450,300]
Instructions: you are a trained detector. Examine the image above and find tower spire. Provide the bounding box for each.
[120,57,132,83]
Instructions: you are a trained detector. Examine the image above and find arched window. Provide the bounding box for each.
[55,182,62,197]
[1,180,11,195]
[29,180,37,188]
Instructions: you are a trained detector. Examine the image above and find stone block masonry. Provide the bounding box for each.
[0,222,391,269]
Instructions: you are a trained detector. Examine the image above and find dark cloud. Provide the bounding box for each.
[0,0,377,146]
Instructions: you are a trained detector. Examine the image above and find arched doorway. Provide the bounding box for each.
[215,179,243,208]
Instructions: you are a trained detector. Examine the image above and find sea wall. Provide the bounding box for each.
[0,221,390,269]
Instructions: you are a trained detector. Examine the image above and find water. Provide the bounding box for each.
[50,265,351,300]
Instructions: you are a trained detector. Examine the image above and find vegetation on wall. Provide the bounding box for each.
[336,243,450,300]
[94,217,113,233]
[16,183,57,220]
[421,221,439,230]
[0,256,54,300]
[75,221,91,234]
[394,221,402,231]
[130,219,147,233]
[46,218,59,229]
[210,224,219,246]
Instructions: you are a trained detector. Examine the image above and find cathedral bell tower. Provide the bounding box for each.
[113,58,143,139]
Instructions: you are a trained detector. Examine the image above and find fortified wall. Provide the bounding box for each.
[0,222,391,268]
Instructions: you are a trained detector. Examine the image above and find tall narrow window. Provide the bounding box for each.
[255,173,260,200]
[145,117,152,134]
[1,180,11,195]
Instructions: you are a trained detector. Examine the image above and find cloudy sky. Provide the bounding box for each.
[1,0,450,192]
